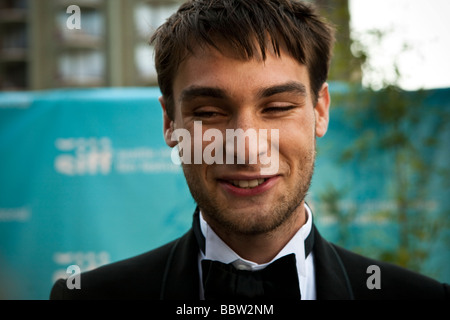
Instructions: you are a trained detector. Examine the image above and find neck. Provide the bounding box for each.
[205,201,306,264]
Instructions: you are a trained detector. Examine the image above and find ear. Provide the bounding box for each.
[314,82,330,138]
[159,96,178,148]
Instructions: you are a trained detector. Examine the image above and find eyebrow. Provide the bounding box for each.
[179,81,307,103]
[179,86,227,103]
[257,81,307,99]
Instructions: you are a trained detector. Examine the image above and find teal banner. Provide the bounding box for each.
[0,88,195,299]
[1,86,448,299]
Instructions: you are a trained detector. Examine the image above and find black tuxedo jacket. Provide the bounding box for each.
[50,223,449,300]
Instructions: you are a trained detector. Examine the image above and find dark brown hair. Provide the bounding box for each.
[150,0,335,119]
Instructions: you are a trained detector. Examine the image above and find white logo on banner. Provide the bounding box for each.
[54,137,179,176]
[0,207,31,222]
[54,137,112,176]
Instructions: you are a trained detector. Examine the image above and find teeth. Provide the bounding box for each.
[248,179,258,188]
[231,179,266,189]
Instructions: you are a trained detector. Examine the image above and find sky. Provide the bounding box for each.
[349,0,450,90]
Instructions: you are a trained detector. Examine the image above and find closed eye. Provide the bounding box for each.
[192,111,224,118]
[262,106,296,113]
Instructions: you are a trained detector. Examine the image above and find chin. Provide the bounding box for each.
[208,204,291,236]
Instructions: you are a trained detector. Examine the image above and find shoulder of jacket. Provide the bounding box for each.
[330,244,448,300]
[49,236,184,300]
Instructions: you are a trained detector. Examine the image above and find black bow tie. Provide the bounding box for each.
[192,207,315,300]
[202,253,300,300]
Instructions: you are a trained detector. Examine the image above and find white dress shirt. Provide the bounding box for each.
[198,203,316,300]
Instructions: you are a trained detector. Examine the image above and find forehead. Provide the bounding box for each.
[172,43,311,103]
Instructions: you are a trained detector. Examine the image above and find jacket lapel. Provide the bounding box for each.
[312,225,355,300]
[160,228,201,299]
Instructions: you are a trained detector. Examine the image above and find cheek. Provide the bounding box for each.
[182,163,210,191]
[278,122,315,161]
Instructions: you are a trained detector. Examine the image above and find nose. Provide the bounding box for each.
[225,109,261,165]
[232,107,260,133]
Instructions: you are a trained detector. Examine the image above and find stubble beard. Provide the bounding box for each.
[182,147,316,237]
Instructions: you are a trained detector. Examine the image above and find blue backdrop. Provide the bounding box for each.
[0,86,448,299]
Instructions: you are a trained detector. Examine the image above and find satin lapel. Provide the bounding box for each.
[160,228,201,300]
[312,225,355,300]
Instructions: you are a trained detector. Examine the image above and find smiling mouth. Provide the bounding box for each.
[217,175,279,197]
[217,177,272,190]
[229,178,268,189]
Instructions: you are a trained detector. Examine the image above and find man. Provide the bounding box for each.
[50,0,448,300]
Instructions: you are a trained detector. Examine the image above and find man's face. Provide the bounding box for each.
[161,43,330,236]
